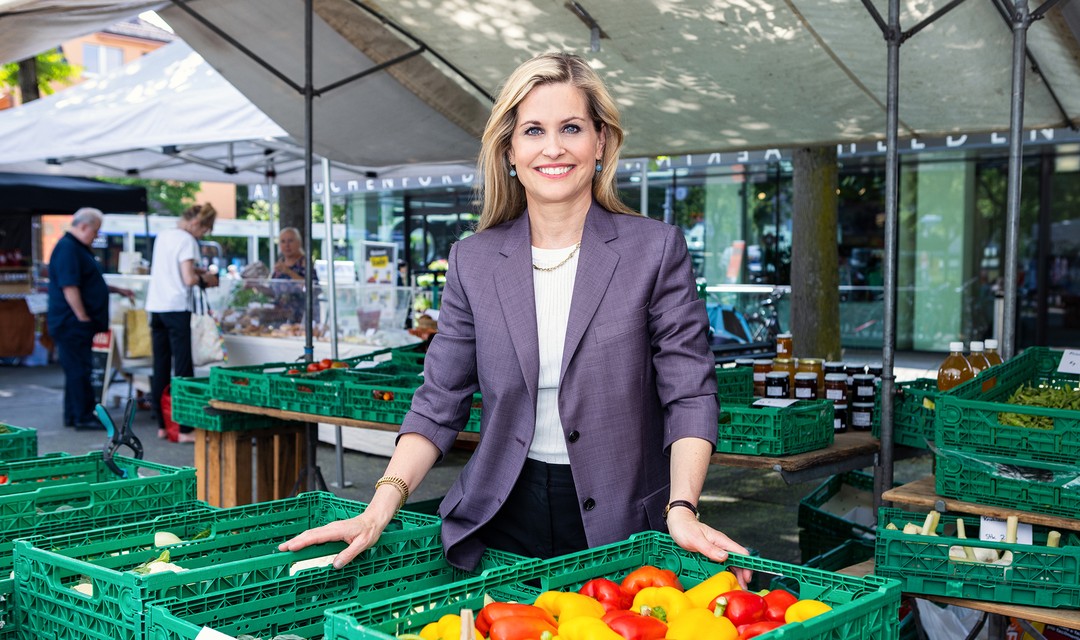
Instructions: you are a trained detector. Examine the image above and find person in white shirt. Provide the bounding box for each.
[146,203,218,443]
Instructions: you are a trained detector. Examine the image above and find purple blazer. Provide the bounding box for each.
[399,202,718,569]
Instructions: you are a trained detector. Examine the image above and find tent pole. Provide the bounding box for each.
[1002,0,1031,359]
[875,0,902,508]
[322,157,350,491]
[303,0,320,493]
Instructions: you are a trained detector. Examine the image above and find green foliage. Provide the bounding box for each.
[0,50,78,97]
[100,178,201,216]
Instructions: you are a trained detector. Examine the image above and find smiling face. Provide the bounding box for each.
[507,82,605,215]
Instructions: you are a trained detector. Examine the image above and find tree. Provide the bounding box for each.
[790,146,841,361]
[0,50,78,103]
[100,178,201,216]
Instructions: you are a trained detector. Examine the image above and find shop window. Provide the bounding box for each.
[82,43,124,77]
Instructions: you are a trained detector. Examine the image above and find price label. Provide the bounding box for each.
[979,516,1033,545]
[1057,349,1080,375]
[369,255,389,268]
[196,628,237,640]
[752,398,799,408]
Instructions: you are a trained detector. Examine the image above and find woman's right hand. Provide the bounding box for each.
[277,511,389,569]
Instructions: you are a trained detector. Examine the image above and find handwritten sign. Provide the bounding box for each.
[1056,349,1080,375]
[979,516,1033,545]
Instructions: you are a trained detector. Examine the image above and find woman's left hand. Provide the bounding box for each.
[666,509,752,587]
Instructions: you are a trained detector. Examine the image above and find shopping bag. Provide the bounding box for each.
[124,309,152,358]
[190,288,225,366]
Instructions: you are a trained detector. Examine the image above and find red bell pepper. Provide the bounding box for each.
[487,615,558,640]
[477,602,556,637]
[737,620,784,639]
[602,610,667,640]
[761,589,798,622]
[620,565,682,596]
[711,589,767,627]
[580,578,634,612]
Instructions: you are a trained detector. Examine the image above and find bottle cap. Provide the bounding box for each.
[985,339,998,349]
[949,341,965,352]
[970,341,984,351]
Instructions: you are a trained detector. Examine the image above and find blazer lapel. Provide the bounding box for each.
[561,203,620,380]
[493,214,540,405]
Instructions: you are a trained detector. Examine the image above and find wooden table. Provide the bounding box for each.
[882,475,1080,532]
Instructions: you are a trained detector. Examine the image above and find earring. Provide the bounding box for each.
[595,162,603,172]
[509,166,517,177]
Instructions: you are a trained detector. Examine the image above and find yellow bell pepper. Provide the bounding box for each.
[418,613,482,640]
[554,615,625,640]
[784,599,832,623]
[632,586,694,623]
[535,590,606,624]
[683,571,741,609]
[664,607,738,640]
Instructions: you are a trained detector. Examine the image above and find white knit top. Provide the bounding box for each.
[528,243,579,464]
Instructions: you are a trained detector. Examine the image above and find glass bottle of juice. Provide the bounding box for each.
[967,341,993,375]
[937,341,975,392]
[984,339,1004,366]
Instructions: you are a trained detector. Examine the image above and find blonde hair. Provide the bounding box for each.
[476,52,636,232]
[181,202,217,232]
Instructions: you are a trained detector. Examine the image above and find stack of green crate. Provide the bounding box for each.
[934,347,1080,518]
[12,491,496,640]
[0,424,35,462]
[798,471,878,563]
[323,530,901,640]
[0,452,198,639]
[876,506,1080,608]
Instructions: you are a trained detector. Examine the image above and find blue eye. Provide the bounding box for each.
[563,124,582,134]
[524,126,543,136]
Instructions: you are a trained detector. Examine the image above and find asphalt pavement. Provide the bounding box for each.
[0,348,937,564]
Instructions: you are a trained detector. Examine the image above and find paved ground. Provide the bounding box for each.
[0,348,937,564]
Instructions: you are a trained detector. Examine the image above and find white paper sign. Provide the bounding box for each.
[1056,349,1080,375]
[979,516,1033,545]
[23,293,48,315]
[195,628,237,640]
[752,398,800,408]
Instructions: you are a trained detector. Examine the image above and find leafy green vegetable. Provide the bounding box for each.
[999,383,1080,429]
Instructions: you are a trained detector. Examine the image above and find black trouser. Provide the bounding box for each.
[479,458,589,559]
[54,322,97,425]
[151,311,194,434]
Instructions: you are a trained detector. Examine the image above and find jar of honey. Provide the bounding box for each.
[796,357,824,394]
[772,357,795,392]
[776,332,793,358]
[752,359,773,397]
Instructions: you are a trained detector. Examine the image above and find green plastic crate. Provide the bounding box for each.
[715,366,754,400]
[269,368,371,416]
[797,471,879,563]
[775,538,876,593]
[935,448,1080,519]
[875,507,1080,608]
[344,373,482,433]
[0,424,35,462]
[872,379,937,449]
[209,361,297,406]
[13,491,441,640]
[143,546,527,640]
[171,377,283,432]
[324,530,901,640]
[717,399,834,455]
[936,347,1080,466]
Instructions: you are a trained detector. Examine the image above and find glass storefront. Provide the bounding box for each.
[312,130,1080,353]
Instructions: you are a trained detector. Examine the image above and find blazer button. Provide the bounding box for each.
[567,430,580,443]
[583,498,596,511]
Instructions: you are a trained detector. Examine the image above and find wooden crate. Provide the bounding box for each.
[193,424,308,507]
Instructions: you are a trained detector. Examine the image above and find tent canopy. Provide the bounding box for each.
[0,171,147,214]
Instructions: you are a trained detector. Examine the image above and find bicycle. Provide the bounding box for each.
[743,287,784,344]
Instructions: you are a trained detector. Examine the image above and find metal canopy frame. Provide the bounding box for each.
[866,0,1073,510]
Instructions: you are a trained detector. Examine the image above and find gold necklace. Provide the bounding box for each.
[532,242,581,272]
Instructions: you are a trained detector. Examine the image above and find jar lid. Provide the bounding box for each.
[777,332,792,338]
[851,401,875,408]
[735,358,755,365]
[825,361,846,367]
[794,372,817,380]
[799,357,824,364]
[753,359,774,366]
[824,373,848,381]
[773,357,793,364]
[765,371,790,379]
[852,373,875,381]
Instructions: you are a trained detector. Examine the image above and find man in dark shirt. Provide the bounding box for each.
[47,208,133,429]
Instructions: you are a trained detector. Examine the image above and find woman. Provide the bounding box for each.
[281,53,747,577]
[270,227,310,324]
[146,203,218,443]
